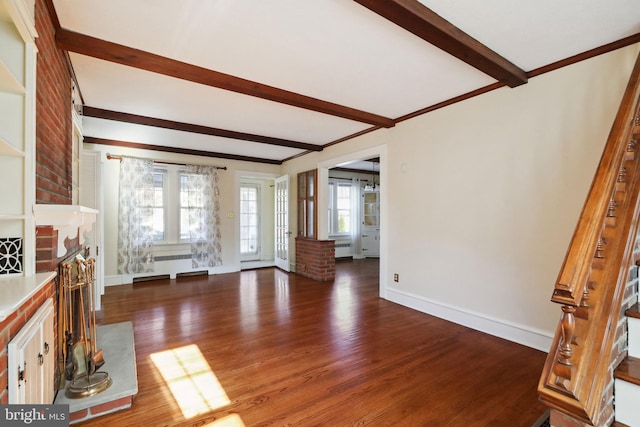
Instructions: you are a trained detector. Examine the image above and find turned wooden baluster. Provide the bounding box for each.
[595,238,606,259]
[605,198,618,227]
[558,305,577,366]
[626,140,636,160]
[581,288,591,309]
[617,166,628,191]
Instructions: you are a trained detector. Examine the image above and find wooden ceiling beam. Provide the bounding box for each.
[83,106,323,152]
[56,28,396,128]
[83,136,283,165]
[353,0,528,87]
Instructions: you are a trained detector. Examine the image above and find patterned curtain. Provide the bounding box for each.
[117,158,155,274]
[184,165,222,268]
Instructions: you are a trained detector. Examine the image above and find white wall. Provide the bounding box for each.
[282,44,640,350]
[84,144,281,284]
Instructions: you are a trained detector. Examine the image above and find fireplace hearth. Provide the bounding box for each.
[54,321,138,424]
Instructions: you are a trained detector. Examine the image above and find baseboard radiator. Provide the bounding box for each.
[334,239,352,258]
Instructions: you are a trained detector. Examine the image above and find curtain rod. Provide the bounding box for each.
[328,176,359,181]
[106,153,227,170]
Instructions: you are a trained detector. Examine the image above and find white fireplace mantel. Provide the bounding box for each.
[33,204,98,257]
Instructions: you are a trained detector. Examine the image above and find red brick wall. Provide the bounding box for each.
[35,0,73,204]
[34,0,78,271]
[295,238,335,281]
[0,279,56,404]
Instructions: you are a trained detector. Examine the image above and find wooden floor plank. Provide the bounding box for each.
[77,259,548,426]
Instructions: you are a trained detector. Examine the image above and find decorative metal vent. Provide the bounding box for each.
[0,237,23,274]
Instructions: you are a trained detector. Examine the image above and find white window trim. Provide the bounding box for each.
[151,165,200,245]
[328,178,352,237]
[240,183,261,261]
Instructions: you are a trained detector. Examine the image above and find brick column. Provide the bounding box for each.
[295,238,335,281]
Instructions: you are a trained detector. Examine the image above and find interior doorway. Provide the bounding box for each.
[237,172,277,270]
[318,145,387,297]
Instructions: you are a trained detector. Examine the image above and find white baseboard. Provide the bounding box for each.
[241,260,275,270]
[384,287,552,352]
[105,275,125,287]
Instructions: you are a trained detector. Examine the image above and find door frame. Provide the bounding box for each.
[239,182,263,262]
[235,170,278,270]
[317,144,388,298]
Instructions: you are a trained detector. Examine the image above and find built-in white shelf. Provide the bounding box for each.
[0,58,25,94]
[0,271,56,322]
[0,0,37,44]
[0,136,25,156]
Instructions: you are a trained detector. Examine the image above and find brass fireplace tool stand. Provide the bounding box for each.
[60,255,112,398]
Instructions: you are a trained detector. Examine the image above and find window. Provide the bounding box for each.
[328,180,352,235]
[240,184,259,256]
[179,172,204,241]
[118,159,222,271]
[149,166,214,244]
[151,169,167,241]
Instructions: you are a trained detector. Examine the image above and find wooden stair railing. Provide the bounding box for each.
[538,51,640,426]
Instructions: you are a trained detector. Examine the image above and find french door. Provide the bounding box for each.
[240,184,261,261]
[274,175,290,271]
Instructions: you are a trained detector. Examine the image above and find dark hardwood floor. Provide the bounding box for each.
[81,259,548,427]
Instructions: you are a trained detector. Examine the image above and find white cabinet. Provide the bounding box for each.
[0,0,37,276]
[361,191,380,257]
[8,298,55,404]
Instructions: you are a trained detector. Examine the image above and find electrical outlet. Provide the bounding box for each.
[393,273,399,283]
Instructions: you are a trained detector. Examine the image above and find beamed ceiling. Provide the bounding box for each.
[49,0,640,165]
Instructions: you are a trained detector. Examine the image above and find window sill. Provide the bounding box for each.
[152,242,191,256]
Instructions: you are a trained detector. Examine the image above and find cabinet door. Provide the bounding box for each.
[8,298,55,404]
[362,192,379,227]
[23,330,41,404]
[361,231,380,257]
[41,308,55,404]
[361,191,380,257]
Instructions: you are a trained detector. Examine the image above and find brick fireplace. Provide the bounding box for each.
[36,226,79,274]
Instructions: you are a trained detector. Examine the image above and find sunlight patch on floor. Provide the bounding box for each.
[150,344,232,419]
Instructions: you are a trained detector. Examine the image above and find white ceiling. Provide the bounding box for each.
[52,0,640,165]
